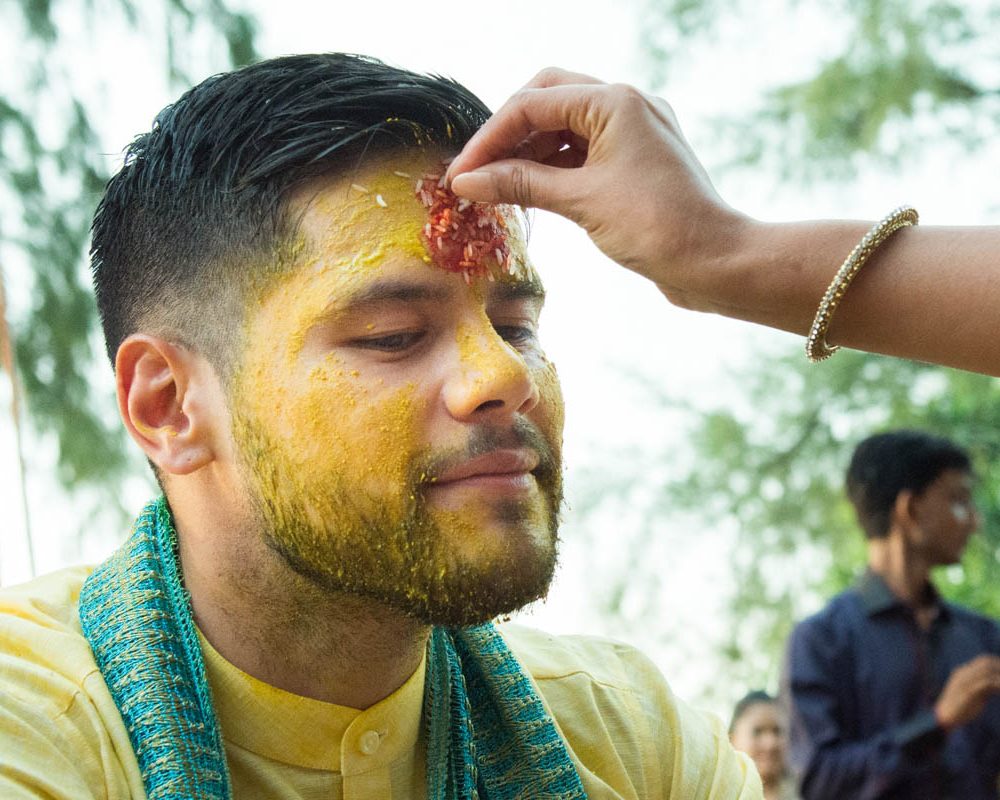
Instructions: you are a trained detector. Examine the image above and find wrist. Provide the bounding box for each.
[664,217,803,324]
[653,210,757,315]
[707,219,875,334]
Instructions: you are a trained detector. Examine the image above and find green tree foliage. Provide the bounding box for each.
[643,0,1000,176]
[1,1,257,496]
[583,349,1000,694]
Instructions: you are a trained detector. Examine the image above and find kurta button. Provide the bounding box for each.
[358,730,381,755]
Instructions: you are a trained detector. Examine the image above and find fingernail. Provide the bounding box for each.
[451,171,497,202]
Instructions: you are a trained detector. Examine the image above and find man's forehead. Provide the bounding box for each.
[920,468,975,497]
[293,149,449,214]
[941,468,975,488]
[293,151,529,258]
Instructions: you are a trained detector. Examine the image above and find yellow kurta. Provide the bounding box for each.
[0,567,761,799]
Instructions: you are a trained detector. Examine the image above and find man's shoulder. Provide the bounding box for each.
[787,587,867,660]
[0,567,142,797]
[497,624,761,798]
[0,565,94,626]
[499,622,662,692]
[0,565,101,695]
[0,565,94,640]
[496,623,686,744]
[797,585,864,629]
[942,599,1000,640]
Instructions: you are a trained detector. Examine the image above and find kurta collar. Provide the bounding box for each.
[198,628,426,772]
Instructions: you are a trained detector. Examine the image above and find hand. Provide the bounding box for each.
[446,68,751,309]
[934,654,1000,731]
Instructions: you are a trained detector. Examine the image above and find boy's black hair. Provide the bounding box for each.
[845,429,972,539]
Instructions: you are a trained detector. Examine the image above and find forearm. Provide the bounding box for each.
[682,220,1000,375]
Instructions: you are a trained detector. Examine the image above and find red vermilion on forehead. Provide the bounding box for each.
[416,169,513,283]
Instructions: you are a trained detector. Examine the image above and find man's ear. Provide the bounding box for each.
[115,334,223,476]
[892,488,919,532]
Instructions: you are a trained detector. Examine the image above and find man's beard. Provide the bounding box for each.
[231,412,563,627]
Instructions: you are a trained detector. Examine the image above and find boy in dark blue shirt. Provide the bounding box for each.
[784,430,1000,799]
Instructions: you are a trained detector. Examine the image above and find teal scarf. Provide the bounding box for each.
[79,498,586,800]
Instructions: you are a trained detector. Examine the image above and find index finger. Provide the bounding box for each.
[963,654,1000,673]
[521,66,604,90]
[447,81,609,179]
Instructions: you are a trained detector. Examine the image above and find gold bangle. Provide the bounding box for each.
[806,205,919,362]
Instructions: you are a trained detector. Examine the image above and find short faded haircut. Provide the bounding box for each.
[845,429,972,539]
[91,53,491,380]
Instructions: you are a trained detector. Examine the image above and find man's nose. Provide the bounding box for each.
[762,731,783,750]
[442,325,539,421]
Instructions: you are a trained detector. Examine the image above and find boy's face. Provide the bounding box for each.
[909,468,979,566]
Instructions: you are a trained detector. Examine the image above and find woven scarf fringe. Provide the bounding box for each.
[79,497,231,800]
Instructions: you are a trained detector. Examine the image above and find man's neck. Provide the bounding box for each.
[173,500,429,709]
[762,778,782,800]
[867,532,933,609]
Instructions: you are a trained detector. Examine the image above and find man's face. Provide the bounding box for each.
[228,150,564,626]
[909,468,979,566]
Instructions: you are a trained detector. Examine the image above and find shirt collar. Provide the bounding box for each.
[856,569,947,618]
[198,628,426,771]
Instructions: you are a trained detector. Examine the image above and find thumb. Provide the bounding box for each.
[451,159,575,215]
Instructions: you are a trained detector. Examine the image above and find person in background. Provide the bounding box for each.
[730,691,799,800]
[782,430,1000,799]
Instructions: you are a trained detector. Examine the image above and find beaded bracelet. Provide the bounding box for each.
[806,205,919,362]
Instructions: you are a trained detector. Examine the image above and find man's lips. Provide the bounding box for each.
[428,449,540,487]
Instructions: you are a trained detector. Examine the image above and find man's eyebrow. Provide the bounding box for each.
[336,280,453,311]
[490,279,546,303]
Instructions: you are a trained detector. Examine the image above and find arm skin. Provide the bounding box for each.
[935,654,1000,731]
[447,68,1000,376]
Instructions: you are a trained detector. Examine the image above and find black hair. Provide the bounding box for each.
[90,53,491,378]
[729,690,776,735]
[845,429,972,539]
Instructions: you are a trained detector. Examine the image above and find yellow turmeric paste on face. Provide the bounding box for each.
[225,149,562,624]
[230,155,441,545]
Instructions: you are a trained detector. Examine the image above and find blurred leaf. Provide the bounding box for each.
[643,0,999,176]
[581,348,1000,693]
[21,0,57,42]
[4,0,259,530]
